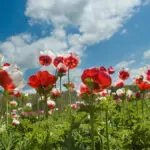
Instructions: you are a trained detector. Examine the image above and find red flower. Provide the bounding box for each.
[71,104,77,109]
[99,66,107,72]
[10,91,21,97]
[28,71,57,89]
[114,80,124,88]
[3,63,10,67]
[39,51,53,66]
[119,70,130,80]
[146,69,150,82]
[51,88,61,97]
[53,56,64,67]
[135,75,143,84]
[0,65,25,92]
[138,81,150,90]
[108,66,115,74]
[0,70,16,91]
[57,63,67,74]
[81,67,112,92]
[80,83,90,94]
[64,53,79,69]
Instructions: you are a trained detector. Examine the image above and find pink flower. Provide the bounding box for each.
[71,104,77,109]
[47,99,56,109]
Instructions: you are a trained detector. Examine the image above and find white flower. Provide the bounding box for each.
[47,99,56,108]
[12,119,20,126]
[26,102,32,108]
[96,97,107,101]
[126,90,133,97]
[9,101,18,107]
[25,93,29,97]
[116,88,125,96]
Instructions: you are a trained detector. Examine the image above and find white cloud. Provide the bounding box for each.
[115,60,135,69]
[25,0,146,47]
[0,28,68,68]
[144,49,150,59]
[0,0,148,69]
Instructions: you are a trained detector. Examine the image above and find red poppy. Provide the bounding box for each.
[64,53,79,69]
[81,67,112,92]
[146,69,150,82]
[119,70,130,80]
[114,80,124,88]
[138,81,150,90]
[99,66,107,72]
[57,63,67,74]
[0,70,16,91]
[28,71,57,89]
[3,63,10,67]
[108,66,115,74]
[80,83,90,94]
[39,51,53,66]
[53,56,64,67]
[51,88,61,97]
[39,55,52,66]
[135,75,143,84]
[10,91,21,97]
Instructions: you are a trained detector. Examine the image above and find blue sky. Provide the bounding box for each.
[0,0,150,92]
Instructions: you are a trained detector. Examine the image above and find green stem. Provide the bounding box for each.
[105,109,110,150]
[136,98,139,117]
[68,68,70,82]
[44,94,48,119]
[141,92,144,121]
[37,94,40,119]
[89,92,95,150]
[60,76,62,93]
[90,107,95,150]
[6,99,9,126]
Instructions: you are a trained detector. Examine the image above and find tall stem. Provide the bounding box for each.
[136,98,139,117]
[90,107,95,150]
[105,109,110,150]
[68,68,70,82]
[89,92,95,150]
[44,94,48,119]
[67,68,72,105]
[6,99,9,126]
[37,94,40,119]
[141,92,145,121]
[60,76,62,92]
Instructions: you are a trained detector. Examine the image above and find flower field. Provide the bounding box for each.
[0,52,150,150]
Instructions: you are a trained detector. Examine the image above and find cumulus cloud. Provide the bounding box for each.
[0,28,68,68]
[0,0,148,69]
[0,0,149,88]
[144,49,150,59]
[115,60,135,69]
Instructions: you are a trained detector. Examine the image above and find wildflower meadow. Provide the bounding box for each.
[0,51,150,150]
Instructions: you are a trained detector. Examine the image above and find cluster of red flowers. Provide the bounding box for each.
[114,69,130,88]
[135,72,150,91]
[39,51,79,72]
[79,66,113,97]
